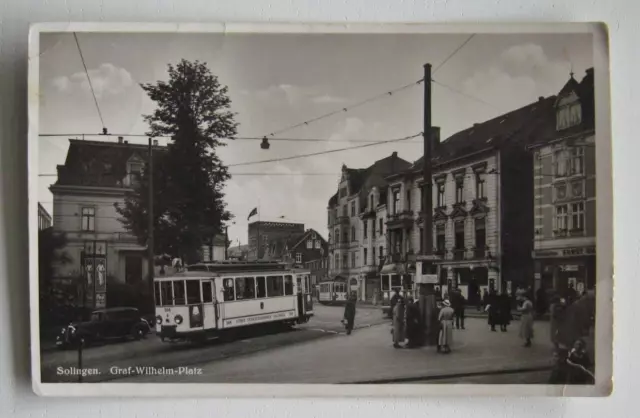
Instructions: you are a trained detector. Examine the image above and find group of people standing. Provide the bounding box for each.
[390,292,423,349]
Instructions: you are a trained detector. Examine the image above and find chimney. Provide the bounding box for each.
[392,152,398,158]
[586,68,594,76]
[153,140,159,146]
[538,96,545,102]
[118,136,124,144]
[124,140,129,144]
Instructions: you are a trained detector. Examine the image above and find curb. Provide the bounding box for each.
[345,365,554,384]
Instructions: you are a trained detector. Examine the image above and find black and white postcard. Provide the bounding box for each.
[29,23,613,397]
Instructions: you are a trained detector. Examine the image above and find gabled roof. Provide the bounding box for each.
[327,152,411,207]
[54,139,167,188]
[411,96,557,171]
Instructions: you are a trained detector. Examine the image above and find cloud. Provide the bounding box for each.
[51,63,134,98]
[311,94,348,104]
[461,43,570,113]
[250,84,346,107]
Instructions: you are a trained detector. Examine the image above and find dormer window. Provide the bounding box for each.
[556,92,582,131]
[126,161,144,187]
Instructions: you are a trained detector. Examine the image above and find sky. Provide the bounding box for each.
[37,31,593,247]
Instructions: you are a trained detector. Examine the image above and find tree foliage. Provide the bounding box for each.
[116,59,237,264]
[39,228,72,324]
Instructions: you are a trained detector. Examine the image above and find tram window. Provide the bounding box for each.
[161,281,173,306]
[381,275,390,291]
[154,282,162,305]
[186,280,201,304]
[202,281,213,303]
[236,277,256,300]
[223,278,235,301]
[391,274,402,288]
[256,276,266,298]
[267,275,284,297]
[173,280,186,305]
[284,275,294,295]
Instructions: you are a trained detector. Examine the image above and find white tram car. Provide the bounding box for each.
[317,280,349,305]
[380,273,418,317]
[154,261,313,342]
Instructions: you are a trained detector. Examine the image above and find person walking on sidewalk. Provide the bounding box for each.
[438,299,455,353]
[343,292,357,335]
[392,297,406,348]
[389,289,401,319]
[404,297,422,348]
[517,292,535,347]
[497,291,512,332]
[451,288,466,330]
[487,289,500,332]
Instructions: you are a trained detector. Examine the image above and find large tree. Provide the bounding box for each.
[39,228,72,323]
[116,59,237,264]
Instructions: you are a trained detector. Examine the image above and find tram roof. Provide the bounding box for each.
[155,260,309,280]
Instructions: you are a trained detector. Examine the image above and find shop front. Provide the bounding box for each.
[533,245,596,295]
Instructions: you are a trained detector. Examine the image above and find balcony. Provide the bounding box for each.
[330,241,350,250]
[452,249,465,261]
[472,247,488,259]
[385,252,406,264]
[386,210,414,230]
[360,209,377,219]
[361,264,378,274]
[336,216,350,226]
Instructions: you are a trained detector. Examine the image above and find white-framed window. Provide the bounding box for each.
[351,252,356,268]
[475,171,486,199]
[555,205,569,231]
[455,177,464,203]
[554,150,569,177]
[570,147,585,175]
[571,202,585,231]
[351,226,356,241]
[436,182,445,207]
[81,207,95,231]
[296,253,302,263]
[363,248,368,265]
[392,189,400,214]
[350,201,356,217]
[315,240,320,249]
[306,240,312,249]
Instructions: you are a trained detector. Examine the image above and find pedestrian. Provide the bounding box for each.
[476,288,483,311]
[438,299,455,353]
[451,288,465,330]
[343,292,357,335]
[517,291,534,347]
[549,294,566,349]
[536,285,548,317]
[565,283,578,305]
[487,289,500,332]
[497,291,512,332]
[392,297,406,349]
[389,289,401,319]
[404,297,422,348]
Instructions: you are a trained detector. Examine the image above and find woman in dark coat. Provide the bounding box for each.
[487,290,500,332]
[498,291,512,332]
[343,292,357,335]
[404,297,422,348]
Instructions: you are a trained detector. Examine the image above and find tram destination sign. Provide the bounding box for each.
[224,310,296,327]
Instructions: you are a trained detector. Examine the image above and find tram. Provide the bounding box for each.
[380,273,417,317]
[154,261,313,343]
[317,279,348,305]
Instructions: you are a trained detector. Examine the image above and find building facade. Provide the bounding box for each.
[50,138,162,308]
[327,152,412,301]
[38,202,52,230]
[383,91,564,301]
[531,69,596,295]
[247,221,305,261]
[304,256,329,290]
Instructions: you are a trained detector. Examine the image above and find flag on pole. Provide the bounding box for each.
[247,207,258,221]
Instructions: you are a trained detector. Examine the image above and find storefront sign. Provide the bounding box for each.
[535,246,596,258]
[224,310,296,327]
[560,265,579,272]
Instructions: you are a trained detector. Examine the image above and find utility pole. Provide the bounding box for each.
[418,63,439,346]
[147,138,155,304]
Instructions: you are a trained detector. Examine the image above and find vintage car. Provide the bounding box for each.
[56,307,151,349]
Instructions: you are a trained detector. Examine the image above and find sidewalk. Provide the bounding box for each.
[127,317,556,384]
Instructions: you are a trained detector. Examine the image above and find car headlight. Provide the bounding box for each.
[174,315,183,324]
[156,315,162,325]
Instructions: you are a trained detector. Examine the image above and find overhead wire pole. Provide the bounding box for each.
[147,138,155,303]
